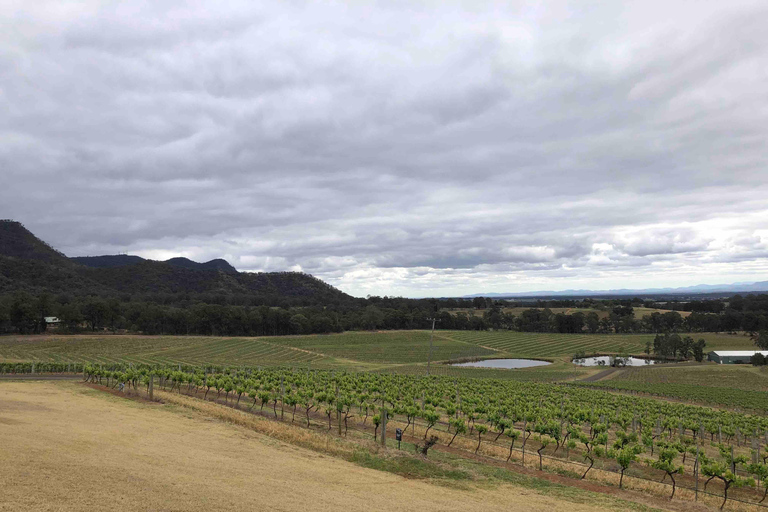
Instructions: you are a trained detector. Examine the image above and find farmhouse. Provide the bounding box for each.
[707,350,768,364]
[44,316,61,325]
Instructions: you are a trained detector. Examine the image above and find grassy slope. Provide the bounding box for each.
[0,381,658,512]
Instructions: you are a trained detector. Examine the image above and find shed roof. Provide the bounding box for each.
[709,350,768,357]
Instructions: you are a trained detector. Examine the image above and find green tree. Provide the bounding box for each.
[289,314,310,334]
[753,331,768,350]
[585,312,600,333]
[82,298,109,331]
[10,292,38,333]
[693,338,707,362]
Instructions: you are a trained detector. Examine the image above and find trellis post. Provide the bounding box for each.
[380,409,387,446]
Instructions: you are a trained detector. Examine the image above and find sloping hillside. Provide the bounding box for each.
[0,220,71,265]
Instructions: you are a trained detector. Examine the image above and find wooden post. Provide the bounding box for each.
[522,417,527,466]
[753,429,759,465]
[336,383,341,435]
[149,374,154,401]
[380,409,387,446]
[31,362,34,375]
[694,447,699,501]
[455,380,461,413]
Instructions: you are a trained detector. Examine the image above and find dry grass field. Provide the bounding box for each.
[446,307,691,320]
[0,380,669,512]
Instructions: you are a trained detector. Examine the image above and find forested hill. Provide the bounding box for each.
[0,219,71,265]
[0,220,352,305]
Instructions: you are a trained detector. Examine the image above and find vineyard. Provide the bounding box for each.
[575,381,768,413]
[574,365,768,412]
[8,361,763,509]
[603,365,768,392]
[0,331,755,370]
[0,335,335,367]
[438,331,754,357]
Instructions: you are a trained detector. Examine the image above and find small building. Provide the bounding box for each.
[708,350,768,364]
[44,316,61,324]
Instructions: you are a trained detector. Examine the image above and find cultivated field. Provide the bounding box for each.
[606,364,768,392]
[577,364,768,411]
[0,380,660,512]
[0,331,753,369]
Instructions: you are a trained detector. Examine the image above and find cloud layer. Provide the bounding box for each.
[2,1,768,296]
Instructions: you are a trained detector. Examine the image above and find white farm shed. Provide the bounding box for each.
[707,350,768,364]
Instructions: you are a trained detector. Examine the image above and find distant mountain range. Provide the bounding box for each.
[0,220,352,304]
[463,281,768,299]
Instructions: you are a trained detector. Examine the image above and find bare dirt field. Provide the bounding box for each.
[0,381,659,512]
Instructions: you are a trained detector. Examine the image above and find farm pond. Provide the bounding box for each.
[450,358,552,369]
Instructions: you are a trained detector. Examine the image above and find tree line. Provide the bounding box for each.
[0,292,469,336]
[463,298,768,335]
[2,292,767,337]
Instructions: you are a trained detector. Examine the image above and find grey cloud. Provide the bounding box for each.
[2,1,768,296]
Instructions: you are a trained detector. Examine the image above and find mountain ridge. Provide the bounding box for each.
[0,220,352,304]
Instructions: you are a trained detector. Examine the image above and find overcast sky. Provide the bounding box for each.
[3,1,768,297]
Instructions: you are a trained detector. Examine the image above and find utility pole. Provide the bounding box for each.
[426,318,439,376]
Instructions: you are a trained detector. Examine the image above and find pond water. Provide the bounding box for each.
[572,356,662,367]
[451,358,552,369]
